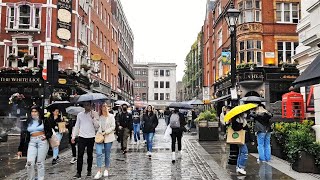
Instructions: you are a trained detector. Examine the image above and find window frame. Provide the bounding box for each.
[276,2,300,24]
[238,40,263,66]
[277,41,299,63]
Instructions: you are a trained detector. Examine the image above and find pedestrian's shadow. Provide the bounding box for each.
[170,159,182,179]
[259,163,273,180]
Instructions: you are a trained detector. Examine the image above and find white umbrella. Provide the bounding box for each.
[66,106,85,116]
[115,100,130,106]
[76,93,108,102]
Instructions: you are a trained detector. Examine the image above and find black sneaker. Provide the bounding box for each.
[87,171,92,177]
[52,158,57,165]
[73,173,81,179]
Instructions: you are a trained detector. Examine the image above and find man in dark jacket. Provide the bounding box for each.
[116,104,133,154]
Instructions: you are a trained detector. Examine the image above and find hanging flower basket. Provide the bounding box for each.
[80,64,91,71]
[24,55,34,61]
[9,93,25,105]
[7,54,17,62]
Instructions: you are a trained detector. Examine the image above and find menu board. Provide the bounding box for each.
[57,0,72,42]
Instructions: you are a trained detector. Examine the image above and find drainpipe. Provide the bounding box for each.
[312,84,320,142]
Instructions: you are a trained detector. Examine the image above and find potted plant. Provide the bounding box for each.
[7,53,17,62]
[196,109,219,141]
[23,54,34,61]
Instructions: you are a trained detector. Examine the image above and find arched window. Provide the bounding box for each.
[19,5,31,29]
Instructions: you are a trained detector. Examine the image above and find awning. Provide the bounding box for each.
[293,53,320,88]
[211,94,231,103]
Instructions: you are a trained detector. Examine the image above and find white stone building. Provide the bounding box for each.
[292,0,320,140]
[147,63,177,109]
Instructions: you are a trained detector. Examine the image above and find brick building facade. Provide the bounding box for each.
[204,0,300,113]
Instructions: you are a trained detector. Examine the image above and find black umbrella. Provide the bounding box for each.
[46,101,71,111]
[240,96,265,102]
[168,102,193,109]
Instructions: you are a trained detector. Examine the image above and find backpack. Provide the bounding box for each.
[170,114,180,128]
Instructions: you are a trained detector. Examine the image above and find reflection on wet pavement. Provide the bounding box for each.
[199,141,294,180]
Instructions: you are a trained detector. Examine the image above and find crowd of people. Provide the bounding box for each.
[17,101,196,180]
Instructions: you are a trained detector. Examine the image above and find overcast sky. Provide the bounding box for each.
[121,0,207,81]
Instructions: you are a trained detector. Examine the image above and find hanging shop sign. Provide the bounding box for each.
[91,54,102,74]
[57,0,72,42]
[221,52,231,65]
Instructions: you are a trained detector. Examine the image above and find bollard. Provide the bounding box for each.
[228,144,239,165]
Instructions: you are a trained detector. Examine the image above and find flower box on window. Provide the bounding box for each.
[7,54,17,62]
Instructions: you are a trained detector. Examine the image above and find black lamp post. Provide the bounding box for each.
[224,2,240,106]
[224,2,240,166]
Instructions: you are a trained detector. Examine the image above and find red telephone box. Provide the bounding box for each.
[282,91,305,119]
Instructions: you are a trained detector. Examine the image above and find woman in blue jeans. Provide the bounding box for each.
[231,112,254,175]
[250,104,273,163]
[17,106,51,180]
[142,105,158,158]
[47,108,64,165]
[94,103,116,179]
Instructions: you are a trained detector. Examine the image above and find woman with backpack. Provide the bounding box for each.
[168,108,186,163]
[250,104,273,163]
[142,105,158,158]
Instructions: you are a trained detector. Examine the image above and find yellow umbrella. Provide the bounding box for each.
[224,103,258,122]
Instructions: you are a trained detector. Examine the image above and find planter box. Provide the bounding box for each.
[198,126,219,141]
[292,151,320,174]
[208,121,219,127]
[271,135,286,160]
[198,120,208,127]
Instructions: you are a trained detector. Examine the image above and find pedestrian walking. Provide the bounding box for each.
[187,110,192,131]
[164,107,171,125]
[250,104,273,163]
[219,106,227,135]
[142,105,159,158]
[72,102,99,179]
[17,105,51,180]
[67,115,77,164]
[132,107,141,145]
[191,109,197,129]
[230,112,254,175]
[116,104,133,154]
[168,108,187,163]
[47,108,64,165]
[94,103,116,179]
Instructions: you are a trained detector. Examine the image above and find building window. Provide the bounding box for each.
[106,66,109,82]
[100,2,103,19]
[142,70,147,75]
[277,42,299,63]
[239,40,263,66]
[207,48,209,64]
[108,14,110,29]
[154,93,158,100]
[111,49,114,63]
[142,81,146,87]
[218,2,222,15]
[99,32,103,48]
[154,70,158,76]
[103,36,107,52]
[160,70,164,76]
[166,70,170,76]
[160,81,164,88]
[276,2,299,23]
[238,0,261,23]
[166,93,170,100]
[166,81,170,88]
[7,5,41,30]
[107,40,110,56]
[218,29,222,47]
[91,22,94,41]
[218,60,223,78]
[96,27,99,44]
[104,9,107,24]
[142,93,147,101]
[160,93,164,100]
[154,81,158,88]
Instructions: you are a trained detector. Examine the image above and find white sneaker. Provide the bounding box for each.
[236,167,247,175]
[172,152,176,163]
[103,170,109,177]
[70,157,77,164]
[148,151,152,157]
[94,171,102,179]
[177,151,182,159]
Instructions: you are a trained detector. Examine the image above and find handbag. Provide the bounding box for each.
[163,125,172,142]
[58,122,67,133]
[95,120,105,143]
[226,127,246,145]
[49,129,60,148]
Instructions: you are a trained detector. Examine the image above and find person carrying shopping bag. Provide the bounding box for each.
[250,104,273,163]
[17,105,51,180]
[168,108,186,163]
[47,108,65,165]
[94,103,116,179]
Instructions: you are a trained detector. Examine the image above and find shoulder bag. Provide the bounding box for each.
[95,119,105,143]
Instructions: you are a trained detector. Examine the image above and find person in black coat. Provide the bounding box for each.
[141,105,158,158]
[230,112,254,175]
[17,105,52,180]
[116,104,133,154]
[168,108,187,163]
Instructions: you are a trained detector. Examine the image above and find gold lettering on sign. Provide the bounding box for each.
[237,23,263,36]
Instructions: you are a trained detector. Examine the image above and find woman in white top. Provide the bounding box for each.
[94,103,116,179]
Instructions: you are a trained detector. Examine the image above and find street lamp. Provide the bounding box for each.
[224,2,240,106]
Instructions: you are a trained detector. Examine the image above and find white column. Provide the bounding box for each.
[312,84,320,142]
